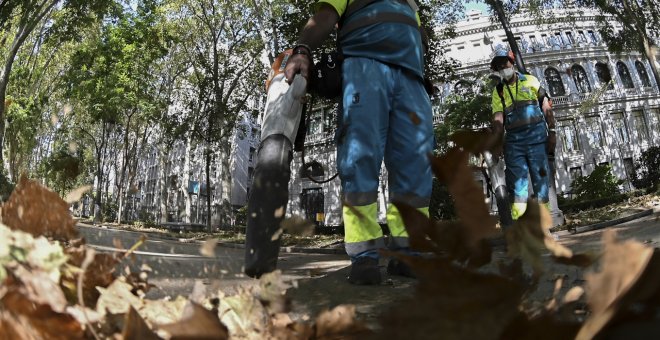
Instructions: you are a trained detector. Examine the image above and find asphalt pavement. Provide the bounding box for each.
[77,209,660,327]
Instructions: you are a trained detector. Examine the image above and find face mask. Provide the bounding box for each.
[500,67,515,81]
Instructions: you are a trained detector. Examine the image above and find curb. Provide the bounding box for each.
[76,223,346,255]
[567,208,655,235]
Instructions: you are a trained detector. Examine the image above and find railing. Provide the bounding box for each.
[551,86,660,108]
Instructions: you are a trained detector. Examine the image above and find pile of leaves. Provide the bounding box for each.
[0,177,369,339]
[372,133,660,339]
[3,137,660,339]
[562,193,659,229]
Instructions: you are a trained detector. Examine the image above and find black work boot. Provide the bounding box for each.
[244,134,293,278]
[386,258,415,278]
[347,257,382,285]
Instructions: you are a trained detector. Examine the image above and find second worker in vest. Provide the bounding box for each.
[489,50,557,220]
[282,0,434,285]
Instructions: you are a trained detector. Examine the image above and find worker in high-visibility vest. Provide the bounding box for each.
[277,0,434,285]
[490,49,557,219]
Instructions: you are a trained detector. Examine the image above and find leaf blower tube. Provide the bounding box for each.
[245,50,306,278]
[483,150,513,230]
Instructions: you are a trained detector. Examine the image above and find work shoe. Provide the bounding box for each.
[347,257,382,285]
[386,258,415,278]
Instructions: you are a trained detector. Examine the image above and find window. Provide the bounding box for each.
[616,61,635,89]
[571,65,592,93]
[530,35,537,44]
[635,61,652,88]
[541,34,549,45]
[559,119,580,153]
[569,166,583,183]
[248,167,254,182]
[473,42,480,47]
[323,108,335,133]
[623,158,635,178]
[554,32,564,45]
[300,161,324,179]
[632,110,649,142]
[578,31,587,43]
[457,45,465,50]
[248,147,255,162]
[514,37,523,51]
[585,116,604,149]
[599,161,610,167]
[588,30,598,43]
[544,68,566,96]
[306,109,323,136]
[595,62,613,90]
[454,81,473,95]
[565,32,575,44]
[611,112,629,144]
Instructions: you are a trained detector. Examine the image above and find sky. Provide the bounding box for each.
[464,1,490,15]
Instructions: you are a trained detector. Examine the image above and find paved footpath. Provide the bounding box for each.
[78,210,660,327]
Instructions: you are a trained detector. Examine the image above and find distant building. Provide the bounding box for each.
[131,112,260,226]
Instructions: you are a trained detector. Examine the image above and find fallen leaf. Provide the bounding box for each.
[315,305,371,339]
[122,306,160,340]
[199,238,218,257]
[505,200,575,277]
[430,149,498,252]
[96,279,143,315]
[576,230,655,340]
[1,176,78,240]
[157,302,229,340]
[280,215,315,237]
[64,185,93,204]
[378,256,523,339]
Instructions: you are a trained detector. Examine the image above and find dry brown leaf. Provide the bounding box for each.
[13,266,68,313]
[378,256,523,339]
[505,201,574,277]
[64,185,93,204]
[315,305,371,339]
[576,230,655,340]
[563,287,584,305]
[65,245,117,306]
[199,238,218,257]
[96,279,143,315]
[1,176,78,240]
[122,306,160,340]
[157,302,229,340]
[430,149,498,251]
[449,129,492,154]
[219,291,269,337]
[280,215,315,237]
[258,270,291,314]
[140,296,188,326]
[0,287,84,340]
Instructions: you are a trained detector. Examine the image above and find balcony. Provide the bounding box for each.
[552,86,659,108]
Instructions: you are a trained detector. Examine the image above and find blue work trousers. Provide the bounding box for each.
[504,141,550,204]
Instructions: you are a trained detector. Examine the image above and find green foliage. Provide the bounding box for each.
[632,146,660,191]
[571,164,622,202]
[434,78,493,154]
[39,144,83,195]
[102,201,118,222]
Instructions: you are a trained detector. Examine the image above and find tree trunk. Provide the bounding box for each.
[205,145,212,230]
[183,135,193,223]
[158,143,170,223]
[642,36,660,89]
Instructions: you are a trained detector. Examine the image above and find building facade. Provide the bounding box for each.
[128,112,260,226]
[286,8,660,227]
